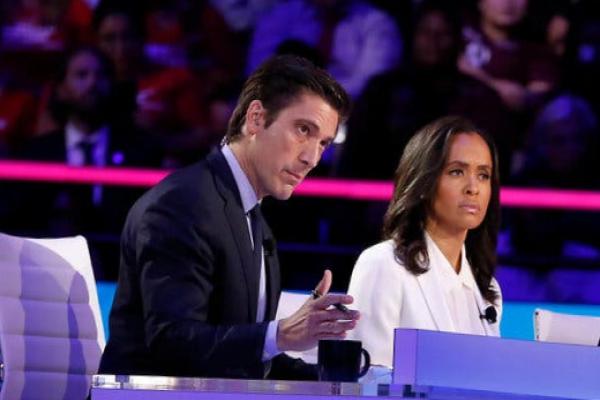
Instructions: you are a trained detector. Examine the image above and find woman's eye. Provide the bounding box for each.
[479,173,491,180]
[449,169,463,176]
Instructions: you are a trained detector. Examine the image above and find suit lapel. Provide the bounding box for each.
[262,226,280,320]
[415,235,455,332]
[415,267,455,332]
[207,150,259,321]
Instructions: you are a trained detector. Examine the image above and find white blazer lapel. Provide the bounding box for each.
[416,270,455,331]
[416,235,455,332]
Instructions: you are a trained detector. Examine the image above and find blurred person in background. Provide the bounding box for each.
[0,46,162,279]
[511,94,600,258]
[459,0,559,176]
[92,1,216,166]
[337,1,503,181]
[247,0,403,99]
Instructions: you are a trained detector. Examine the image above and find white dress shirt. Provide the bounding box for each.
[65,122,109,205]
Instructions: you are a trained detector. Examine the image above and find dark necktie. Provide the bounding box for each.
[78,140,95,165]
[249,204,264,269]
[75,139,96,210]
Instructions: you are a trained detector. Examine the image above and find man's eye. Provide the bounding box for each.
[298,125,310,135]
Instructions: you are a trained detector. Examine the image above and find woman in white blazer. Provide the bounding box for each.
[348,116,502,368]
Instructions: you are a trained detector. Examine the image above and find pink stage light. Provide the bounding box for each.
[1,161,600,210]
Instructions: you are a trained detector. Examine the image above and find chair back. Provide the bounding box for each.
[0,233,105,400]
[534,308,600,346]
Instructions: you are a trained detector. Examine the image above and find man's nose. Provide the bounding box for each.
[299,140,321,169]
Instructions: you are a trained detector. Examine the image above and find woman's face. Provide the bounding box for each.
[413,10,456,68]
[427,132,493,237]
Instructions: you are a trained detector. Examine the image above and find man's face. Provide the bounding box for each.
[59,50,112,116]
[246,92,339,200]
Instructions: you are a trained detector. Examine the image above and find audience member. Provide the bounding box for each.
[1,46,162,278]
[510,94,600,257]
[458,0,559,173]
[337,1,504,180]
[93,2,211,166]
[247,0,403,98]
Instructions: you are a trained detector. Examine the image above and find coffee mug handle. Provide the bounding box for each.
[358,348,371,378]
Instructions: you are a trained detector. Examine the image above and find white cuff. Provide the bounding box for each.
[262,320,282,361]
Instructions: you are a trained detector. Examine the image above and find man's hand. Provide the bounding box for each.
[276,270,360,352]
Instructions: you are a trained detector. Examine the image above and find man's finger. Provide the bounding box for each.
[313,269,332,297]
[314,293,353,308]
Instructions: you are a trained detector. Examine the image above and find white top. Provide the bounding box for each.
[427,233,486,335]
[347,234,502,367]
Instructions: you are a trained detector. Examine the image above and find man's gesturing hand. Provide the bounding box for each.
[276,269,360,352]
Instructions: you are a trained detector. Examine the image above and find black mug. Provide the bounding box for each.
[317,339,371,382]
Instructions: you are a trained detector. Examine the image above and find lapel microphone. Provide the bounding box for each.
[480,306,497,324]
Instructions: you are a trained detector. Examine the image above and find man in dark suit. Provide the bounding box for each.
[98,55,358,379]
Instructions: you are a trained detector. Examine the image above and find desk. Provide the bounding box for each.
[91,374,565,400]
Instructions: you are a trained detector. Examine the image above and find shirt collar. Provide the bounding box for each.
[425,231,475,290]
[65,122,109,150]
[221,144,258,214]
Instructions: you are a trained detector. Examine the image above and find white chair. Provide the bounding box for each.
[534,308,600,346]
[0,233,105,400]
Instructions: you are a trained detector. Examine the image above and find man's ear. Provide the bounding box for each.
[244,100,266,136]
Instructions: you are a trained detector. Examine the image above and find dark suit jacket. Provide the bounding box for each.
[98,150,316,379]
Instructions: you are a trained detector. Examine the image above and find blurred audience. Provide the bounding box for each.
[510,94,600,258]
[247,0,403,98]
[336,1,504,180]
[0,46,162,278]
[459,0,559,174]
[92,1,216,166]
[1,0,94,50]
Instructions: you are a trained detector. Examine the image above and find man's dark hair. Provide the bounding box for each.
[383,116,501,304]
[224,55,351,143]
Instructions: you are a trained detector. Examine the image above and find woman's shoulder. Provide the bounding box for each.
[355,240,408,272]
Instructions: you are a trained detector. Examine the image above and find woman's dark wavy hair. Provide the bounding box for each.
[382,116,500,304]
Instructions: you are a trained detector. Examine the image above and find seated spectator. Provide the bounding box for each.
[93,2,214,166]
[458,0,560,173]
[1,46,163,279]
[247,0,403,98]
[336,1,505,180]
[510,94,600,257]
